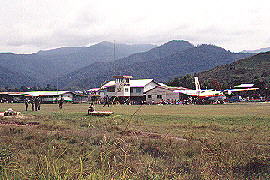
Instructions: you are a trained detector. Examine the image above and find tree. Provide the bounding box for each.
[167,74,194,88]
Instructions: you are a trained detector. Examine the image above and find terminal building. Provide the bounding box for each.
[90,75,187,104]
[98,75,160,103]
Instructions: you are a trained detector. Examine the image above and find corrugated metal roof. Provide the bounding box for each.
[0,92,26,95]
[25,91,72,96]
[130,79,154,87]
[0,91,72,97]
[101,81,115,88]
[101,79,155,88]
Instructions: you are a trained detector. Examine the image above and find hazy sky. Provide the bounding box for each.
[0,0,269,53]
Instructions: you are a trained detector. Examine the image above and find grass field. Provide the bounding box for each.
[0,103,269,179]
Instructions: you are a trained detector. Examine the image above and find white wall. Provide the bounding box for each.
[115,78,131,97]
[100,80,159,98]
[42,92,74,102]
[123,86,131,97]
[100,91,115,98]
[146,87,179,103]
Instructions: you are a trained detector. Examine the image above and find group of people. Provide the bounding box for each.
[24,97,65,111]
[24,97,41,111]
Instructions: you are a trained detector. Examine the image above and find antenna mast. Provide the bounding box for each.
[113,40,116,61]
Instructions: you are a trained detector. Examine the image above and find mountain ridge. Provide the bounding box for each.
[0,40,256,89]
[0,42,156,85]
[37,41,156,56]
[55,42,252,89]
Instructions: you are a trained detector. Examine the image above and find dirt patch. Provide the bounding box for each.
[233,157,270,178]
[0,114,38,126]
[0,114,35,120]
[0,120,40,126]
[139,142,169,158]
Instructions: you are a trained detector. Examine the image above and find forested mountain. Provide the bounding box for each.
[56,41,252,89]
[197,51,270,88]
[115,40,194,64]
[168,52,270,89]
[55,40,194,88]
[1,40,256,90]
[0,65,35,88]
[0,42,155,84]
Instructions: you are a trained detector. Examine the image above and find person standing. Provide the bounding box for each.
[103,95,110,107]
[31,98,35,111]
[59,97,64,109]
[24,99,29,111]
[37,97,41,110]
[34,98,39,111]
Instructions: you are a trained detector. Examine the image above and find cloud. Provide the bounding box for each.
[0,0,270,53]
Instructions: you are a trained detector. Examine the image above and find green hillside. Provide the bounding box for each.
[168,52,270,90]
[0,65,35,88]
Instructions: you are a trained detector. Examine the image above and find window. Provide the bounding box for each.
[136,88,142,93]
[130,88,134,93]
[125,88,129,92]
[148,95,152,98]
[157,95,162,99]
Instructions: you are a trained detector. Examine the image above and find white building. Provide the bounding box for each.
[145,86,188,104]
[100,76,160,103]
[25,91,74,103]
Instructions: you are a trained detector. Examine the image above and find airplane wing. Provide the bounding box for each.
[173,89,219,97]
[173,90,199,96]
[223,88,259,95]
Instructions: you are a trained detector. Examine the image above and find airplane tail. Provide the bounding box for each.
[194,77,201,91]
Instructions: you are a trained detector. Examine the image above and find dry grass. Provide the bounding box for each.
[0,103,269,179]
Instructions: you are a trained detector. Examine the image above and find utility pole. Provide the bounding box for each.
[113,40,116,61]
[56,70,59,103]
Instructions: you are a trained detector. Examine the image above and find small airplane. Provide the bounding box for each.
[173,77,259,102]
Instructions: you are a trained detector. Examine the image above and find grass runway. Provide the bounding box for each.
[0,103,269,179]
